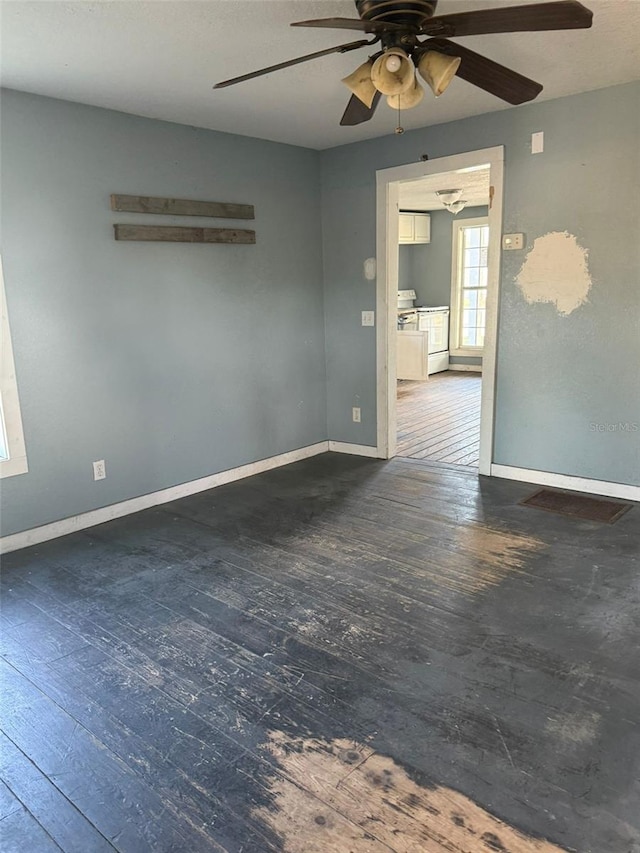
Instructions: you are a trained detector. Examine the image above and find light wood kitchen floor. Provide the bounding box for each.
[397,371,481,465]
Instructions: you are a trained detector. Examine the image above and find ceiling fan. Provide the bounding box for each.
[214,1,593,127]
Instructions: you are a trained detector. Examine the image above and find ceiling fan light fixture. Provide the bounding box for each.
[446,200,467,214]
[341,59,377,108]
[371,48,414,96]
[216,0,596,132]
[436,188,463,205]
[418,50,461,97]
[386,76,424,111]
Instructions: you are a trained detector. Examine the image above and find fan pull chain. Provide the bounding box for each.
[395,96,404,135]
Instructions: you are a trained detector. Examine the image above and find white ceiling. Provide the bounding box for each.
[1,0,639,150]
[398,166,490,210]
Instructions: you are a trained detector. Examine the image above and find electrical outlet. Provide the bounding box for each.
[361,310,375,327]
[352,407,361,423]
[93,459,106,481]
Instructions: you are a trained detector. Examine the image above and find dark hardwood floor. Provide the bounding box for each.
[1,453,639,852]
[397,371,481,465]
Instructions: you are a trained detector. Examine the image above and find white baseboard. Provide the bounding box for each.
[449,364,482,373]
[490,464,640,502]
[328,441,384,458]
[0,442,329,555]
[7,447,634,556]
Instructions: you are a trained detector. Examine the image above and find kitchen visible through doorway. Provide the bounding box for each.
[395,166,490,467]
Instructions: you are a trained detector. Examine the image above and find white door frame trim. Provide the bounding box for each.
[375,146,504,474]
[0,256,29,479]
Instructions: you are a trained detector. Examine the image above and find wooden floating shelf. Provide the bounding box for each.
[110,194,254,220]
[113,224,256,244]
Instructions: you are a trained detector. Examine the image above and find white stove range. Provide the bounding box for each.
[397,290,450,376]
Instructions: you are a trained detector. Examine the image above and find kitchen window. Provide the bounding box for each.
[0,257,28,478]
[450,217,489,355]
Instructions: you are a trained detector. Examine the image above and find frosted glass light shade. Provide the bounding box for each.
[371,49,414,96]
[418,50,461,97]
[386,76,424,110]
[436,189,463,205]
[446,200,467,214]
[341,60,377,108]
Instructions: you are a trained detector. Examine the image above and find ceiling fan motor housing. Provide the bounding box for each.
[355,0,438,28]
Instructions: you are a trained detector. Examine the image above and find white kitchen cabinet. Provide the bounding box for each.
[398,212,431,244]
[398,321,450,379]
[397,331,429,380]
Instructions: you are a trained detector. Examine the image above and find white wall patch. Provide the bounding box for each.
[516,231,592,316]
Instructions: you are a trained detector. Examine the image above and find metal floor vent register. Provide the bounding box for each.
[520,488,632,523]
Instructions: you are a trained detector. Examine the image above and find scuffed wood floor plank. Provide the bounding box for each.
[255,734,568,853]
[1,453,638,853]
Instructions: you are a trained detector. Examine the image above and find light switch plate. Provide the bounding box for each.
[531,131,544,154]
[361,310,375,327]
[502,233,524,251]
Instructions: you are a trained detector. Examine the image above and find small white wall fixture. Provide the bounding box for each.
[375,147,504,474]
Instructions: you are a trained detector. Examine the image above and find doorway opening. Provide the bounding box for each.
[397,202,488,466]
[375,147,504,475]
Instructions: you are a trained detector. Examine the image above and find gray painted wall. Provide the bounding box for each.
[2,82,638,539]
[397,244,415,292]
[321,82,640,486]
[399,206,488,366]
[0,90,326,536]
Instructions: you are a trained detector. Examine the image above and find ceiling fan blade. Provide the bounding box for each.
[213,39,372,88]
[422,1,593,37]
[340,91,382,126]
[423,38,543,104]
[291,17,404,34]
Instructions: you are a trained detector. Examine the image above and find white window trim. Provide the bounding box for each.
[0,258,28,478]
[450,215,489,357]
